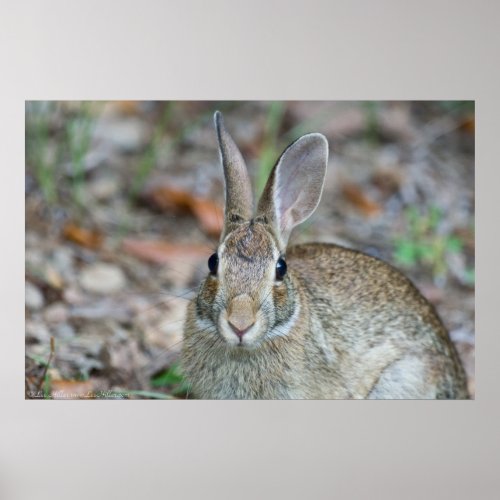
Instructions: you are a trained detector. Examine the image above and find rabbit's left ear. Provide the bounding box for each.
[256,133,328,248]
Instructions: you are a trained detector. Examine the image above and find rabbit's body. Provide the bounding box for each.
[181,112,469,399]
[183,240,467,399]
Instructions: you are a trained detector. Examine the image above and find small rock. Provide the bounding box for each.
[79,263,127,295]
[100,338,149,386]
[63,286,86,305]
[44,302,69,324]
[93,117,148,153]
[47,367,63,381]
[26,231,41,247]
[70,299,131,322]
[26,320,51,343]
[89,173,120,201]
[53,323,76,340]
[72,334,106,358]
[64,140,121,176]
[51,247,75,282]
[25,248,45,271]
[25,282,45,310]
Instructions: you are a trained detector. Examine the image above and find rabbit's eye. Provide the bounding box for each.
[275,258,287,280]
[208,253,219,275]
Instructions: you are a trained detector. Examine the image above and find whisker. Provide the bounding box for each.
[257,286,274,312]
[125,293,194,323]
[148,322,219,363]
[122,287,198,299]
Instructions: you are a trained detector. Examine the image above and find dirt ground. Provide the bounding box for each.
[25,101,475,399]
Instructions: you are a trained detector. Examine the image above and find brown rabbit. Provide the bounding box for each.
[181,111,469,399]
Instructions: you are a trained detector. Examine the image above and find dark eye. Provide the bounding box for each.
[276,257,287,280]
[208,253,219,275]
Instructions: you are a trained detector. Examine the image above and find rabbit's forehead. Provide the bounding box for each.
[220,223,279,263]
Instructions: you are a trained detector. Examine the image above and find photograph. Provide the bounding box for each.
[25,100,475,399]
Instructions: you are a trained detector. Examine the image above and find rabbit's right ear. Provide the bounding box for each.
[256,133,328,249]
[214,111,254,238]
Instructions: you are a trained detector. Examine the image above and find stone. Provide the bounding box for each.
[51,247,75,282]
[89,173,120,201]
[63,286,86,305]
[25,282,44,310]
[93,117,148,153]
[53,323,76,340]
[70,299,131,322]
[26,320,51,343]
[44,302,69,324]
[79,263,127,295]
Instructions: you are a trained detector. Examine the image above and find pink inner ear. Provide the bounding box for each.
[279,192,304,232]
[275,153,311,231]
[263,132,327,239]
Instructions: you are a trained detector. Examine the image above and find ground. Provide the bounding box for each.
[24,101,475,399]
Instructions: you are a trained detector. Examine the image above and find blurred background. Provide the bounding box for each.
[25,101,475,399]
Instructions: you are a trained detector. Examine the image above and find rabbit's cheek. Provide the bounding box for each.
[197,277,220,312]
[271,281,291,321]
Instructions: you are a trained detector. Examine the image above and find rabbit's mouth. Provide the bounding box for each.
[218,310,266,349]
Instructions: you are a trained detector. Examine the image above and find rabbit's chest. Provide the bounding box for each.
[194,353,301,400]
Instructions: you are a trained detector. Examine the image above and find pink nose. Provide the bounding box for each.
[228,320,254,339]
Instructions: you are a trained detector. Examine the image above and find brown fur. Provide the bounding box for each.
[181,113,469,399]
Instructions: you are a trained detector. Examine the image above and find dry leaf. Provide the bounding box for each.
[62,222,103,249]
[101,101,144,116]
[341,182,382,217]
[51,380,94,399]
[459,115,475,135]
[189,197,224,238]
[145,185,223,237]
[122,239,208,265]
[114,101,143,115]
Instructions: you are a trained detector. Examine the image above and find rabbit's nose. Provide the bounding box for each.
[228,320,254,339]
[227,294,255,338]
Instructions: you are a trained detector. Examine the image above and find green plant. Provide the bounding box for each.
[151,362,191,397]
[129,103,228,201]
[438,101,475,114]
[255,101,286,197]
[129,102,175,199]
[26,102,59,204]
[65,102,93,208]
[363,101,379,144]
[394,206,474,284]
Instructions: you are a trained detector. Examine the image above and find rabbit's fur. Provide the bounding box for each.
[181,111,469,399]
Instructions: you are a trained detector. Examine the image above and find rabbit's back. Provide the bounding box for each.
[287,243,469,398]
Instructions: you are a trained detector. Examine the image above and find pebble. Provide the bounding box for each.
[51,247,75,282]
[70,300,131,322]
[89,173,120,201]
[44,302,69,324]
[26,248,45,269]
[26,320,51,343]
[63,286,86,305]
[93,117,148,153]
[79,262,127,295]
[53,323,76,340]
[25,282,45,310]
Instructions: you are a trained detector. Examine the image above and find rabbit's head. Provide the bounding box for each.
[194,112,328,349]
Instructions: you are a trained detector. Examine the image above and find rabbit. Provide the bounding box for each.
[181,111,469,399]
